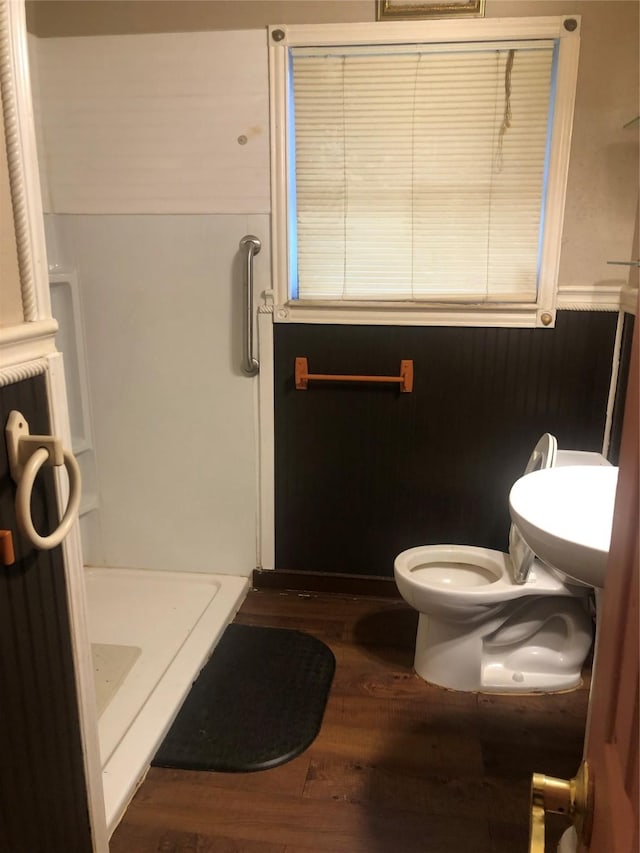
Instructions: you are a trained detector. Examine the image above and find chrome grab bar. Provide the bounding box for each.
[239,234,260,376]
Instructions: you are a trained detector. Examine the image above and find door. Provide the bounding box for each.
[579,315,638,852]
[528,316,638,852]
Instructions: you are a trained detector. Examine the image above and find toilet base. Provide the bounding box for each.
[414,612,486,691]
[479,663,582,693]
[413,606,590,694]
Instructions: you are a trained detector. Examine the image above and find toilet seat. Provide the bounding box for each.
[396,544,574,601]
[524,432,557,473]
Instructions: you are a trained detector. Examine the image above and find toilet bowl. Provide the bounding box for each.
[394,435,597,693]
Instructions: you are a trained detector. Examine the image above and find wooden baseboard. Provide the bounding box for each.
[252,569,401,598]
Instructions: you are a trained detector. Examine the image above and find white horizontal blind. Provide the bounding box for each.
[291,43,555,302]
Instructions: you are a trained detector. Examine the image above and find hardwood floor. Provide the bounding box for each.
[110,589,590,852]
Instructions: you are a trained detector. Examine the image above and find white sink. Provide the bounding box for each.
[509,465,619,588]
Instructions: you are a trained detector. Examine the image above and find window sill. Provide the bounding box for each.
[269,281,635,327]
[272,301,554,328]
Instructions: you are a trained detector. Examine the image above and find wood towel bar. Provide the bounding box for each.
[295,357,413,392]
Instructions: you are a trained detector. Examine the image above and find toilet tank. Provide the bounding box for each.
[555,449,612,467]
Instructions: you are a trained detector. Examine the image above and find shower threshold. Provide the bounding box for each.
[84,566,250,835]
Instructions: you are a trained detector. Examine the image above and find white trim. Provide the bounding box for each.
[536,21,580,323]
[0,318,58,365]
[557,284,626,312]
[273,303,549,328]
[1,0,51,322]
[257,307,275,570]
[602,312,624,458]
[272,16,580,47]
[269,16,581,329]
[269,29,289,333]
[45,354,108,853]
[0,356,45,386]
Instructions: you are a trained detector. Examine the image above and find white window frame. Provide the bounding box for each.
[269,16,580,328]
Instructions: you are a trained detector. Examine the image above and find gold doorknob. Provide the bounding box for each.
[529,760,593,853]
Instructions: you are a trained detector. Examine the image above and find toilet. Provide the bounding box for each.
[394,435,603,693]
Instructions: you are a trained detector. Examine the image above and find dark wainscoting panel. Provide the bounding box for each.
[274,311,619,577]
[0,375,93,852]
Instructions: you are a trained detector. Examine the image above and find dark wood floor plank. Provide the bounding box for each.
[110,823,286,853]
[235,605,347,642]
[141,757,311,798]
[325,641,477,706]
[119,781,494,853]
[111,589,588,852]
[310,716,484,777]
[477,686,590,723]
[478,691,588,783]
[239,590,416,647]
[302,755,491,818]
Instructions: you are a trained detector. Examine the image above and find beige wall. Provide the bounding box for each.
[25,1,376,37]
[22,0,640,41]
[490,1,639,290]
[0,87,25,328]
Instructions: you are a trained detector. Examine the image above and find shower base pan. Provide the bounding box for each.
[84,567,250,835]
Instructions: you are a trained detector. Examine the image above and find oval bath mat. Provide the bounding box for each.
[152,623,335,772]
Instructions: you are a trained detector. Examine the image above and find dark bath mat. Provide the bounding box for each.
[152,623,335,772]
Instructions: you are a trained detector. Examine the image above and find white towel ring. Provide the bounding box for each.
[16,446,82,550]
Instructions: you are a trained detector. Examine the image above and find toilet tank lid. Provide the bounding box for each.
[510,434,557,580]
[523,433,557,475]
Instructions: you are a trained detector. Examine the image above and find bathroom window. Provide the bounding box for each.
[269,17,580,327]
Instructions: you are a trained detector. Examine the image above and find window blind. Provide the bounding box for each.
[291,42,555,303]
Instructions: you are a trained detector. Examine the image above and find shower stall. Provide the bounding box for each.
[43,214,267,831]
[28,27,272,834]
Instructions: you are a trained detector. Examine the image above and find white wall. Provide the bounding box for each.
[31,28,271,576]
[48,212,269,575]
[31,30,269,214]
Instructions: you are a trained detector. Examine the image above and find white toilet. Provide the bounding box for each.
[394,435,603,693]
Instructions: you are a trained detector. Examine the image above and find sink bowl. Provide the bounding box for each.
[509,465,619,588]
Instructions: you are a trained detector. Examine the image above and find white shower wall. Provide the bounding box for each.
[28,30,270,214]
[48,213,269,575]
[30,28,272,576]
